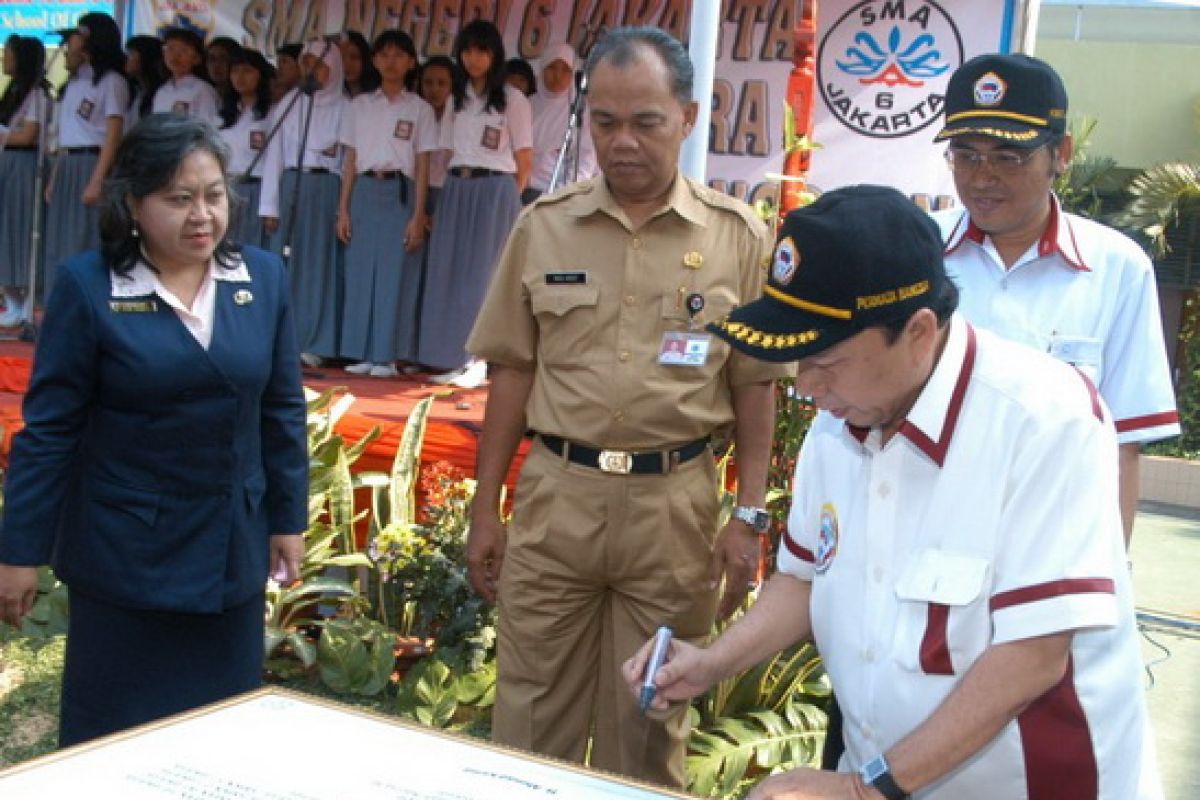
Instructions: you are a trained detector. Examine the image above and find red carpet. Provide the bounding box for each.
[0,339,529,487]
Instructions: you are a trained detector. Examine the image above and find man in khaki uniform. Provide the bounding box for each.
[465,27,789,788]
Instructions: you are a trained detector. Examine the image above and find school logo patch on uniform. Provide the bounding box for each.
[815,502,839,575]
[772,237,799,286]
[249,130,265,151]
[394,119,413,140]
[973,72,1006,107]
[480,125,501,150]
[76,98,94,121]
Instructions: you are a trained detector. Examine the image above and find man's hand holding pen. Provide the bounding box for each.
[622,631,721,714]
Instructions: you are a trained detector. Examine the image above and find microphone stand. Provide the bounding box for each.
[281,37,334,266]
[17,43,64,341]
[546,69,588,193]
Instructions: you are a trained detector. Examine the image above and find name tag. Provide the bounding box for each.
[249,130,265,151]
[544,271,587,285]
[109,300,159,313]
[76,99,94,121]
[394,119,413,140]
[659,331,710,367]
[480,125,501,151]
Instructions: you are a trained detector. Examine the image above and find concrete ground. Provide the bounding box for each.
[1131,502,1200,799]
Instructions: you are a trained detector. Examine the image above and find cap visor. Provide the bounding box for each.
[707,295,857,363]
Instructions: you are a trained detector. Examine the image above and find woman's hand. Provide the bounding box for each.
[403,214,426,253]
[0,564,40,628]
[268,534,304,585]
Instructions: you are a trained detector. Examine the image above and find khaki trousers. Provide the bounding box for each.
[493,440,721,788]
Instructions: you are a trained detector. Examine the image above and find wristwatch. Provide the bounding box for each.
[860,754,909,800]
[732,505,770,534]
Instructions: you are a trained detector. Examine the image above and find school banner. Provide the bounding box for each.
[126,1,1021,206]
[0,1,115,43]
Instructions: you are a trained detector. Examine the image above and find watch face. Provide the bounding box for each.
[863,756,886,781]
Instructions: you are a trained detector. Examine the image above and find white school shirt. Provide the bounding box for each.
[151,75,221,126]
[257,88,346,218]
[440,83,532,173]
[338,88,438,174]
[110,256,252,350]
[57,65,129,148]
[221,105,270,178]
[0,87,48,141]
[778,316,1161,800]
[428,113,450,188]
[934,197,1180,444]
[528,87,597,191]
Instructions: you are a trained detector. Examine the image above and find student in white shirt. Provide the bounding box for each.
[219,49,274,249]
[417,20,531,388]
[152,27,220,126]
[337,30,437,377]
[525,43,598,204]
[417,55,454,212]
[123,35,165,128]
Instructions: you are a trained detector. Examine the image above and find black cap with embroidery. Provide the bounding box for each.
[934,53,1068,147]
[707,185,947,363]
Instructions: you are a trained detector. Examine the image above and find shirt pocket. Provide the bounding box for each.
[530,283,600,367]
[892,550,990,676]
[1047,334,1103,384]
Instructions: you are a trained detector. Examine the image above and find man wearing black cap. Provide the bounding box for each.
[625,185,1161,799]
[933,53,1179,544]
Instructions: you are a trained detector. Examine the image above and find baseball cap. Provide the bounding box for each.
[934,53,1068,147]
[707,185,948,363]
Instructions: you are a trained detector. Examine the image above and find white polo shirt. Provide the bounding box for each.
[934,198,1179,444]
[528,87,598,191]
[440,83,532,173]
[779,316,1160,799]
[57,65,129,148]
[257,89,346,218]
[338,88,438,174]
[220,105,270,178]
[151,75,221,126]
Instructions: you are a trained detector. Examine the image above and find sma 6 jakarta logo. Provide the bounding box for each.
[819,1,964,139]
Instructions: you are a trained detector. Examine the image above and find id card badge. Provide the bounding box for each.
[659,331,711,366]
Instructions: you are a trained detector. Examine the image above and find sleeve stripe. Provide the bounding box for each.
[990,578,1115,612]
[783,533,815,563]
[1115,411,1180,433]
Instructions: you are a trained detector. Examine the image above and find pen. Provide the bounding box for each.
[639,626,673,714]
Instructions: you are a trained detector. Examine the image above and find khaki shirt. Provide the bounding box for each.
[468,174,791,449]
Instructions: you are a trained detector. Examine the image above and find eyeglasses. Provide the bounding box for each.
[944,147,1043,176]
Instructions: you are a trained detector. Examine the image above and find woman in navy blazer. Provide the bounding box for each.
[0,113,308,746]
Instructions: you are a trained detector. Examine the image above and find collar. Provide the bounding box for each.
[111,253,250,298]
[566,172,708,228]
[943,194,1089,271]
[845,314,976,468]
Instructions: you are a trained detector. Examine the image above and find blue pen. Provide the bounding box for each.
[639,626,673,714]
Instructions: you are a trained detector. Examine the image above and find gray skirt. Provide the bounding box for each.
[0,149,38,288]
[417,174,521,370]
[230,178,267,250]
[268,169,342,357]
[43,152,101,298]
[340,174,423,363]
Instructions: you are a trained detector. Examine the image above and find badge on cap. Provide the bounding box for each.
[683,251,704,269]
[973,72,1006,107]
[234,290,253,305]
[771,236,799,286]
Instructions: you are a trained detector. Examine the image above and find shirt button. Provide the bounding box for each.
[631,236,642,250]
[618,351,631,362]
[624,295,636,306]
[863,648,875,663]
[614,410,626,422]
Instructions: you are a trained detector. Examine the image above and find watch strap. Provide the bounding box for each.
[862,755,909,800]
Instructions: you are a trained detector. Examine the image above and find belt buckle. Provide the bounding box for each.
[598,450,633,474]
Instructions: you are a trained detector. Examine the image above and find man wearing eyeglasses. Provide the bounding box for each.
[932,54,1179,545]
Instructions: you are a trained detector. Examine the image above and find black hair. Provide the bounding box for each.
[125,35,166,117]
[0,35,47,127]
[207,36,241,58]
[504,57,536,96]
[100,113,242,274]
[219,49,274,127]
[418,55,456,107]
[373,30,419,91]
[878,280,960,345]
[78,13,130,88]
[161,26,208,80]
[451,19,506,114]
[585,26,694,105]
[276,43,303,62]
[342,30,380,96]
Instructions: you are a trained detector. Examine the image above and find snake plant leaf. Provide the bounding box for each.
[390,396,434,527]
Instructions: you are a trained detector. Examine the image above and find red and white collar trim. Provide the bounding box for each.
[845,315,977,467]
[942,195,1090,272]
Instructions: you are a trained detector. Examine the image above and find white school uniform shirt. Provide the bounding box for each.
[151,75,221,126]
[257,88,347,218]
[778,315,1161,800]
[339,88,438,174]
[221,105,271,178]
[57,65,130,148]
[427,113,450,188]
[0,87,48,142]
[528,87,597,191]
[934,197,1179,444]
[440,83,532,173]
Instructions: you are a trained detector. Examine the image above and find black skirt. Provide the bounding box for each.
[58,588,264,748]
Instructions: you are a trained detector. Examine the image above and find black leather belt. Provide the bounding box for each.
[236,175,261,184]
[64,146,101,154]
[538,433,709,475]
[286,166,330,174]
[4,145,36,151]
[451,166,509,179]
[365,169,405,180]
